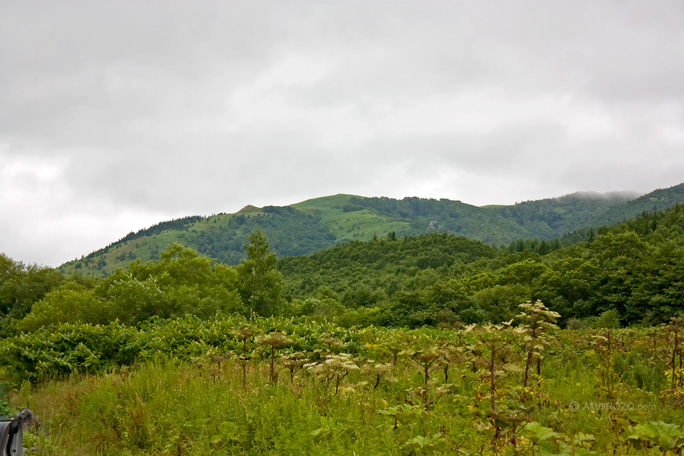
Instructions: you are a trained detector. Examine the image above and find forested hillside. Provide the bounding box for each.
[596,183,684,225]
[484,191,637,237]
[58,183,684,276]
[278,203,684,327]
[64,206,338,275]
[2,203,683,336]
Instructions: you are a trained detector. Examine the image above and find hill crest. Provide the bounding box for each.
[59,183,684,275]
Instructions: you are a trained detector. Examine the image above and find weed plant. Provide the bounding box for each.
[5,314,684,454]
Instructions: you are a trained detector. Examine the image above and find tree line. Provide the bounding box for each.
[281,205,684,327]
[2,204,684,334]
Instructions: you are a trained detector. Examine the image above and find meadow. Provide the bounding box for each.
[4,307,684,455]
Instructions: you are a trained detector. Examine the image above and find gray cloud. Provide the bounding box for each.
[1,0,683,266]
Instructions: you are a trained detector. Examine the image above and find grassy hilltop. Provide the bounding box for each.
[59,183,684,275]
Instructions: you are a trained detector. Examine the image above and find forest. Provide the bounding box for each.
[6,204,683,335]
[57,183,684,276]
[2,204,684,454]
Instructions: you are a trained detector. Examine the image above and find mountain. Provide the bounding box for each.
[482,190,640,238]
[595,184,684,226]
[58,183,684,276]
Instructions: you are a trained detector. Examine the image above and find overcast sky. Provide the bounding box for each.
[2,1,684,267]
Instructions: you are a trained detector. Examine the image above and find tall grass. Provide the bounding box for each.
[18,357,421,455]
[10,325,684,455]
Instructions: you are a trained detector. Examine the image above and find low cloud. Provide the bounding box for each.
[1,0,683,266]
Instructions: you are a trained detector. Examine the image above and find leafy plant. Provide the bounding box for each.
[627,421,684,453]
[515,300,559,389]
[468,322,521,450]
[412,352,440,411]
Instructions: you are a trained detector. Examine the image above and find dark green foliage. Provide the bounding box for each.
[280,233,520,327]
[506,237,564,254]
[539,205,684,325]
[596,183,684,226]
[96,244,243,325]
[489,191,635,238]
[13,244,242,332]
[60,183,684,276]
[84,216,204,260]
[279,233,498,295]
[237,228,285,317]
[6,200,684,333]
[189,207,336,264]
[279,205,684,327]
[0,315,362,385]
[0,254,64,335]
[346,195,534,242]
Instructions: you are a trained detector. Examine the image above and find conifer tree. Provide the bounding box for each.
[237,227,284,316]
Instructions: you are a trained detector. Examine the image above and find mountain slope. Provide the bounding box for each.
[483,191,639,238]
[58,183,684,276]
[596,183,684,225]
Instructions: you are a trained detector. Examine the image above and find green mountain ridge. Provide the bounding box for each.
[59,183,684,276]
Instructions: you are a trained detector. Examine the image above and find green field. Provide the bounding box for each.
[4,314,684,455]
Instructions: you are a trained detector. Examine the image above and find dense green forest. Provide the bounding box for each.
[3,204,684,336]
[58,183,684,276]
[280,204,684,327]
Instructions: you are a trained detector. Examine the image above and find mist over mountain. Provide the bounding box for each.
[566,191,641,201]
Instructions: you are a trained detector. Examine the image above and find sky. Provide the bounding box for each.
[2,1,684,267]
